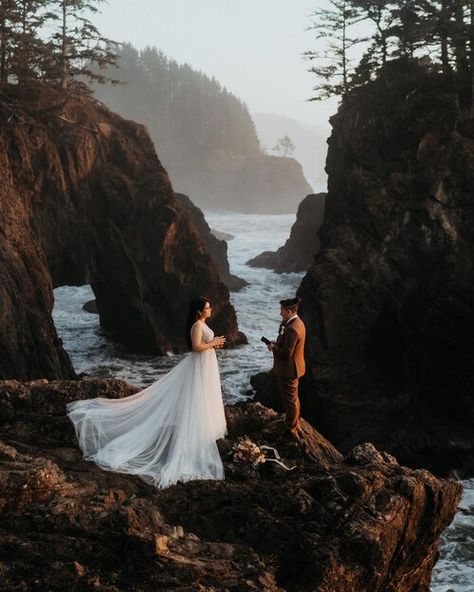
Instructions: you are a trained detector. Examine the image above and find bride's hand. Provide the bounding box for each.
[212,336,226,348]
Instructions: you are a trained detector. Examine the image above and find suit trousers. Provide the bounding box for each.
[276,375,301,431]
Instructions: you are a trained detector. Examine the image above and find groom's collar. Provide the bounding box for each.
[285,314,298,325]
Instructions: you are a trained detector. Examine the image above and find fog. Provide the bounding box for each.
[94,0,338,131]
[92,0,344,209]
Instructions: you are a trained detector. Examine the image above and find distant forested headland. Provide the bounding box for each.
[92,44,312,213]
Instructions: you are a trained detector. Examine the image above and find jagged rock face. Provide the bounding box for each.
[247,193,325,272]
[297,72,474,473]
[0,379,461,591]
[0,86,244,380]
[175,193,247,291]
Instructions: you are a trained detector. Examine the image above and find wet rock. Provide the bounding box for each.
[83,300,99,314]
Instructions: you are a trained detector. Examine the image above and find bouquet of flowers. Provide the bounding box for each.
[231,437,296,471]
[231,437,266,467]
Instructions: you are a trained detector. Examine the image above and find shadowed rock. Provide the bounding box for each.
[247,193,325,273]
[0,378,462,591]
[289,65,474,474]
[82,300,98,314]
[175,193,248,291]
[0,86,245,380]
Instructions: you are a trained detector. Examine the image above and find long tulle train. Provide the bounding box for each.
[67,349,227,489]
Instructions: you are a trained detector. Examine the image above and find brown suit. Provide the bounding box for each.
[272,316,306,432]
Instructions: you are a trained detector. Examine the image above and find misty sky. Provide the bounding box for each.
[94,0,338,131]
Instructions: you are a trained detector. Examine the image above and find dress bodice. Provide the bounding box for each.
[200,322,214,344]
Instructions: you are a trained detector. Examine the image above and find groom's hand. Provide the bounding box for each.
[267,342,275,352]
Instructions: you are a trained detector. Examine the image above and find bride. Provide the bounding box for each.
[67,297,227,489]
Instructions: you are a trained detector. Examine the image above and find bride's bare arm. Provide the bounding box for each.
[191,322,225,352]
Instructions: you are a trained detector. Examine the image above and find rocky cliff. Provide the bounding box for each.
[247,193,325,272]
[175,193,247,291]
[0,85,244,381]
[293,67,474,474]
[0,378,461,591]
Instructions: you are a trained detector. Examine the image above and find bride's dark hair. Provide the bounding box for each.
[185,297,210,350]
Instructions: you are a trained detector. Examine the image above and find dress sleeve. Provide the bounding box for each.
[190,322,204,351]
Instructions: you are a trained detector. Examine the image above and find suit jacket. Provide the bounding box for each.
[272,316,306,378]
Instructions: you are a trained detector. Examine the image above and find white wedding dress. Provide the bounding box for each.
[67,321,227,489]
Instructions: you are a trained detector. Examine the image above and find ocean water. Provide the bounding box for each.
[52,210,472,590]
[431,478,474,592]
[53,210,303,402]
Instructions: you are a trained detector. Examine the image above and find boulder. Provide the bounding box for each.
[0,378,462,592]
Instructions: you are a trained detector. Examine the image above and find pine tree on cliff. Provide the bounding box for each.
[305,0,364,99]
[353,1,397,67]
[416,1,455,75]
[272,135,296,157]
[47,0,117,91]
[391,0,424,58]
[307,0,474,114]
[10,0,56,84]
[0,0,19,82]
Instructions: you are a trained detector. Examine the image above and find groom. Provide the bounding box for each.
[267,297,306,438]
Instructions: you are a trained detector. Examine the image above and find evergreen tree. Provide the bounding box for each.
[11,0,56,83]
[47,0,117,91]
[92,43,262,177]
[0,0,19,82]
[305,0,364,99]
[307,0,474,113]
[272,135,296,157]
[391,0,424,58]
[352,0,397,72]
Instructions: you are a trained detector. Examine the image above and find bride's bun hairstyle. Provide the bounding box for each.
[186,296,210,349]
[279,296,301,313]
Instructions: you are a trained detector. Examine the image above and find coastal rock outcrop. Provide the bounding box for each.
[0,378,461,591]
[92,48,313,215]
[263,66,474,474]
[247,193,325,272]
[222,154,313,214]
[175,193,247,291]
[0,85,244,381]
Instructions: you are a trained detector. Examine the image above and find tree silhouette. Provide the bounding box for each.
[48,0,118,91]
[306,0,474,114]
[305,0,364,99]
[272,134,296,157]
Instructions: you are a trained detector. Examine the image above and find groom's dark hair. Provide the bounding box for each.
[280,296,301,313]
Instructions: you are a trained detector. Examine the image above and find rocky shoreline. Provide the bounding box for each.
[0,379,462,591]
